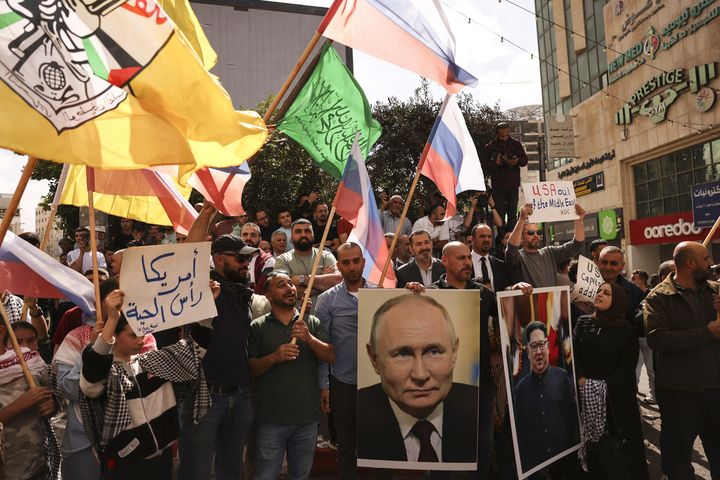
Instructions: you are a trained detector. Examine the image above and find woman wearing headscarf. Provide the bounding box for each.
[573,282,649,480]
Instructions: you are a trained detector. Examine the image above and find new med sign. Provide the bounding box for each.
[629,211,720,245]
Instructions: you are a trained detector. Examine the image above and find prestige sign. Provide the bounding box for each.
[628,211,719,244]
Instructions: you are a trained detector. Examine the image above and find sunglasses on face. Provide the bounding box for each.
[525,230,542,236]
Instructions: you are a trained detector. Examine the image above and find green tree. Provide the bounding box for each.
[244,80,503,221]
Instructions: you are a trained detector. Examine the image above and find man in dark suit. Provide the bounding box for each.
[395,230,446,287]
[469,223,513,292]
[358,294,478,464]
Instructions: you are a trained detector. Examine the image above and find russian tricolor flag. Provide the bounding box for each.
[0,231,96,313]
[334,137,396,288]
[421,94,485,219]
[318,0,478,94]
[187,163,252,217]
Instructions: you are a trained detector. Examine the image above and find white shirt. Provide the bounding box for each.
[418,263,434,287]
[389,400,444,462]
[67,249,107,274]
[471,251,495,291]
[412,217,450,242]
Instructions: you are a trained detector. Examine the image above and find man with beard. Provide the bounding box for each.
[506,202,586,287]
[274,219,341,313]
[241,223,275,294]
[178,203,258,480]
[644,241,720,478]
[480,122,528,233]
[405,242,532,476]
[380,193,412,236]
[470,223,512,292]
[514,322,580,475]
[395,230,445,288]
[315,242,369,477]
[311,202,340,252]
[248,271,334,480]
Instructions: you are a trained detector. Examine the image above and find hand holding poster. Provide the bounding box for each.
[120,242,217,335]
[522,182,578,223]
[570,255,603,303]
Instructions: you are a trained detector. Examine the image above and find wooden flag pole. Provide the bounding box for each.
[263,31,323,124]
[0,156,38,247]
[0,300,37,387]
[291,204,337,345]
[39,164,69,254]
[86,168,103,323]
[703,216,720,247]
[377,143,433,286]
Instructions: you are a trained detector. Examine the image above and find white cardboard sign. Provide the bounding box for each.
[522,181,578,223]
[120,242,217,335]
[570,255,603,303]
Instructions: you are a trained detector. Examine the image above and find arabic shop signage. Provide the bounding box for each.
[613,0,665,43]
[607,0,719,83]
[557,150,615,179]
[573,172,605,197]
[691,181,720,228]
[614,62,717,125]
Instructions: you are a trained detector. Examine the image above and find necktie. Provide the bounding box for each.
[481,257,490,286]
[410,419,439,462]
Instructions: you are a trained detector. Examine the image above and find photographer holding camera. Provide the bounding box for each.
[480,122,528,234]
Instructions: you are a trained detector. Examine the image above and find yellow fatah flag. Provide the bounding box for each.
[0,0,266,176]
[157,0,217,71]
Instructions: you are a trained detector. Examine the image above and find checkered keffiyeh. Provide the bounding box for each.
[80,336,210,451]
[578,378,608,470]
[2,293,24,323]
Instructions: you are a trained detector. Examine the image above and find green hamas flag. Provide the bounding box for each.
[276,43,382,179]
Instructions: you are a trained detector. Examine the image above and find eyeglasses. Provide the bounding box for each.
[527,340,548,352]
[219,252,251,263]
[525,230,542,236]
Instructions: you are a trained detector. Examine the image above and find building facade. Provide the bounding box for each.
[35,206,64,257]
[536,0,720,272]
[0,194,22,235]
[191,0,351,109]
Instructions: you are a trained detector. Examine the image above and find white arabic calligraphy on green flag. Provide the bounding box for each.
[276,43,382,179]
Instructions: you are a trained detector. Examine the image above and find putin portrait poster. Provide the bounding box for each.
[356,289,481,471]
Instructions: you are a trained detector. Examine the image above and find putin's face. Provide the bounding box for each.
[368,299,458,419]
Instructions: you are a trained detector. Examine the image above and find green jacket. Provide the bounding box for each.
[644,274,720,392]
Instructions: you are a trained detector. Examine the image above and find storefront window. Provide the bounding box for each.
[634,137,720,218]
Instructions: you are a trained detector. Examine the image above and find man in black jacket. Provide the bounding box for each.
[470,223,513,292]
[480,123,528,233]
[395,230,445,287]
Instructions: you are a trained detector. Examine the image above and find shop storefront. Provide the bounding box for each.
[549,209,624,249]
[627,211,720,272]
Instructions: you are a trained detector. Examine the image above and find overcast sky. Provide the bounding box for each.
[0,0,541,231]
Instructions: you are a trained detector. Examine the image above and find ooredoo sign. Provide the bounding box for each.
[629,211,717,245]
